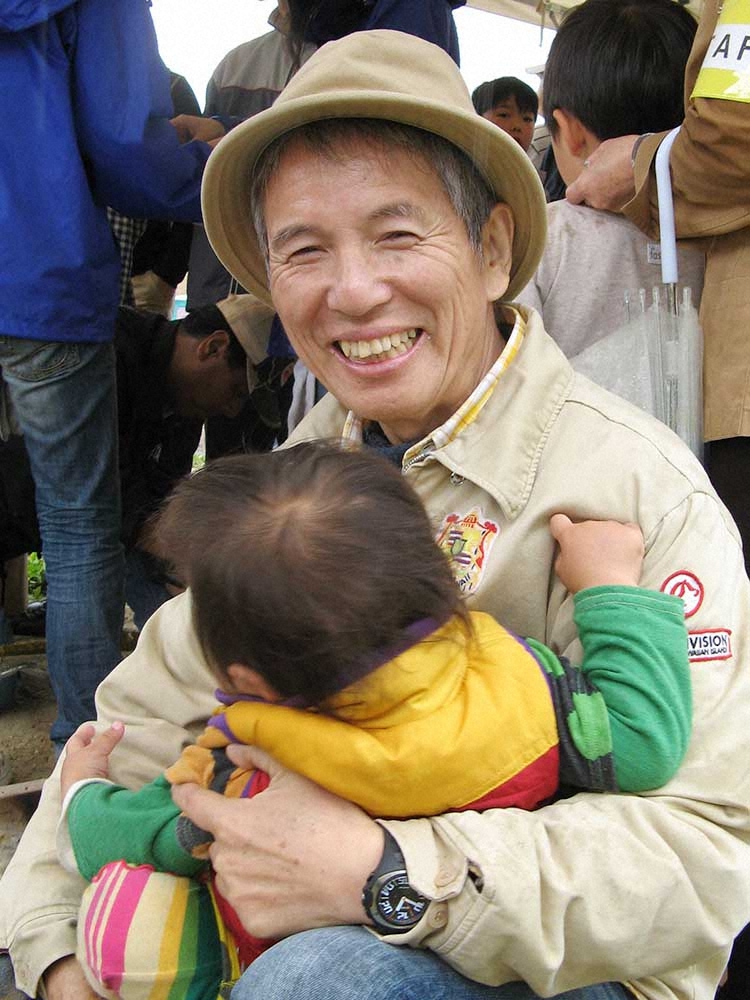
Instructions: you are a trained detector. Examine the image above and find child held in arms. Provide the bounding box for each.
[58,442,691,1000]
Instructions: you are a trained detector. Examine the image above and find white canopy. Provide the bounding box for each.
[466,0,703,30]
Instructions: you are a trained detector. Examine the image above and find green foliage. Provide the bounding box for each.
[27,552,47,602]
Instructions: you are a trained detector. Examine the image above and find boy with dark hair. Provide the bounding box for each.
[471,76,538,152]
[518,0,704,360]
[57,442,690,1000]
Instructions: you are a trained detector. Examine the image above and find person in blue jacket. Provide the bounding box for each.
[0,0,211,751]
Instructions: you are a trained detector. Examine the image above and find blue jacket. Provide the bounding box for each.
[0,0,210,343]
[304,0,465,63]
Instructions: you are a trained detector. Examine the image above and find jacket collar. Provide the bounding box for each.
[434,307,574,521]
[291,307,574,524]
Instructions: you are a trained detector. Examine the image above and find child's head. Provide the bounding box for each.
[157,442,465,706]
[543,0,697,184]
[471,77,538,152]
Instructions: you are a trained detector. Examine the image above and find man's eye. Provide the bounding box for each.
[289,245,321,259]
[383,230,418,243]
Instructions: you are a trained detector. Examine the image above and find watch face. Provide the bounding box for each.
[376,872,429,929]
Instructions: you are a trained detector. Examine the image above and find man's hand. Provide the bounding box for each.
[170,114,225,145]
[550,514,644,593]
[60,722,124,798]
[43,957,99,1000]
[565,134,639,211]
[171,745,384,940]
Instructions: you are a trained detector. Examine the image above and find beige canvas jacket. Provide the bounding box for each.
[624,0,750,441]
[2,311,749,999]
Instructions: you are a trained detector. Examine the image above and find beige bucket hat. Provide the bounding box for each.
[201,29,547,306]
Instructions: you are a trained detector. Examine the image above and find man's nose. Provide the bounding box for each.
[325,250,391,316]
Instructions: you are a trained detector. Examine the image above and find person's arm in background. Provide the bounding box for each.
[566,2,750,236]
[0,593,217,999]
[129,71,202,306]
[625,1,750,239]
[67,0,213,223]
[172,489,750,996]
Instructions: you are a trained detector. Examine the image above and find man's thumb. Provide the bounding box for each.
[565,177,585,205]
[171,781,225,830]
[225,743,280,777]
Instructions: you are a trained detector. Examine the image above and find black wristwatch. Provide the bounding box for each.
[362,829,430,934]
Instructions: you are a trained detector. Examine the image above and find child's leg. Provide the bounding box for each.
[77,861,229,1000]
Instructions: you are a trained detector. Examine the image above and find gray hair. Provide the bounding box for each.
[249,119,498,269]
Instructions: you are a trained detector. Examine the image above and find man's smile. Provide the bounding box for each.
[336,329,420,362]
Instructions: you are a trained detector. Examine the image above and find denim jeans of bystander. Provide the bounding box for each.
[0,336,124,746]
[124,547,172,632]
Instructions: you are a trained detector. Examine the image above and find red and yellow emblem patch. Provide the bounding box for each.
[435,508,499,595]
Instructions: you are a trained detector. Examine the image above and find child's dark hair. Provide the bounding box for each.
[543,0,696,141]
[471,77,538,118]
[180,305,246,370]
[157,442,467,705]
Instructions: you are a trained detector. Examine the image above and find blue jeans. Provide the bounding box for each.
[231,927,632,1000]
[124,547,171,631]
[0,337,123,744]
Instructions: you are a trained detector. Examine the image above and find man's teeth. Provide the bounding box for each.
[339,330,418,360]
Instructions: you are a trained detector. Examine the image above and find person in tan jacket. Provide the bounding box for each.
[1,26,749,1000]
[567,13,750,989]
[566,0,750,568]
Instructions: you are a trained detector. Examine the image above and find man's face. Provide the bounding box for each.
[263,138,512,443]
[174,352,249,420]
[482,96,536,153]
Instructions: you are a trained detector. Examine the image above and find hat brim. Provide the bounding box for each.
[202,90,547,307]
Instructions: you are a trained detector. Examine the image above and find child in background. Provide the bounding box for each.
[517,0,704,359]
[471,76,538,153]
[59,442,690,1000]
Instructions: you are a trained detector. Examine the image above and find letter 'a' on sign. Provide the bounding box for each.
[692,0,750,102]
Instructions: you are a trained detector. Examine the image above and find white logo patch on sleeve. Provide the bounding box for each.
[660,570,705,618]
[688,629,732,662]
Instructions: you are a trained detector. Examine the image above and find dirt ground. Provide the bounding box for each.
[0,626,137,878]
[0,653,57,782]
[0,650,57,879]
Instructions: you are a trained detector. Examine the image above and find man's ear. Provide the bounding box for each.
[196,330,230,362]
[226,663,282,702]
[481,202,514,302]
[552,109,590,158]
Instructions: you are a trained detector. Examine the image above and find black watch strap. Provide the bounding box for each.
[362,829,430,935]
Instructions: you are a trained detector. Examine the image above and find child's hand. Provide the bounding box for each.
[549,514,644,593]
[60,721,125,799]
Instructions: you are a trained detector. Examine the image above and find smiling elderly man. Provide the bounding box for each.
[1,29,749,1000]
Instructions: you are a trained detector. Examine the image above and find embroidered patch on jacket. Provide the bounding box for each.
[691,0,750,103]
[660,570,704,618]
[435,508,499,595]
[688,629,732,662]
